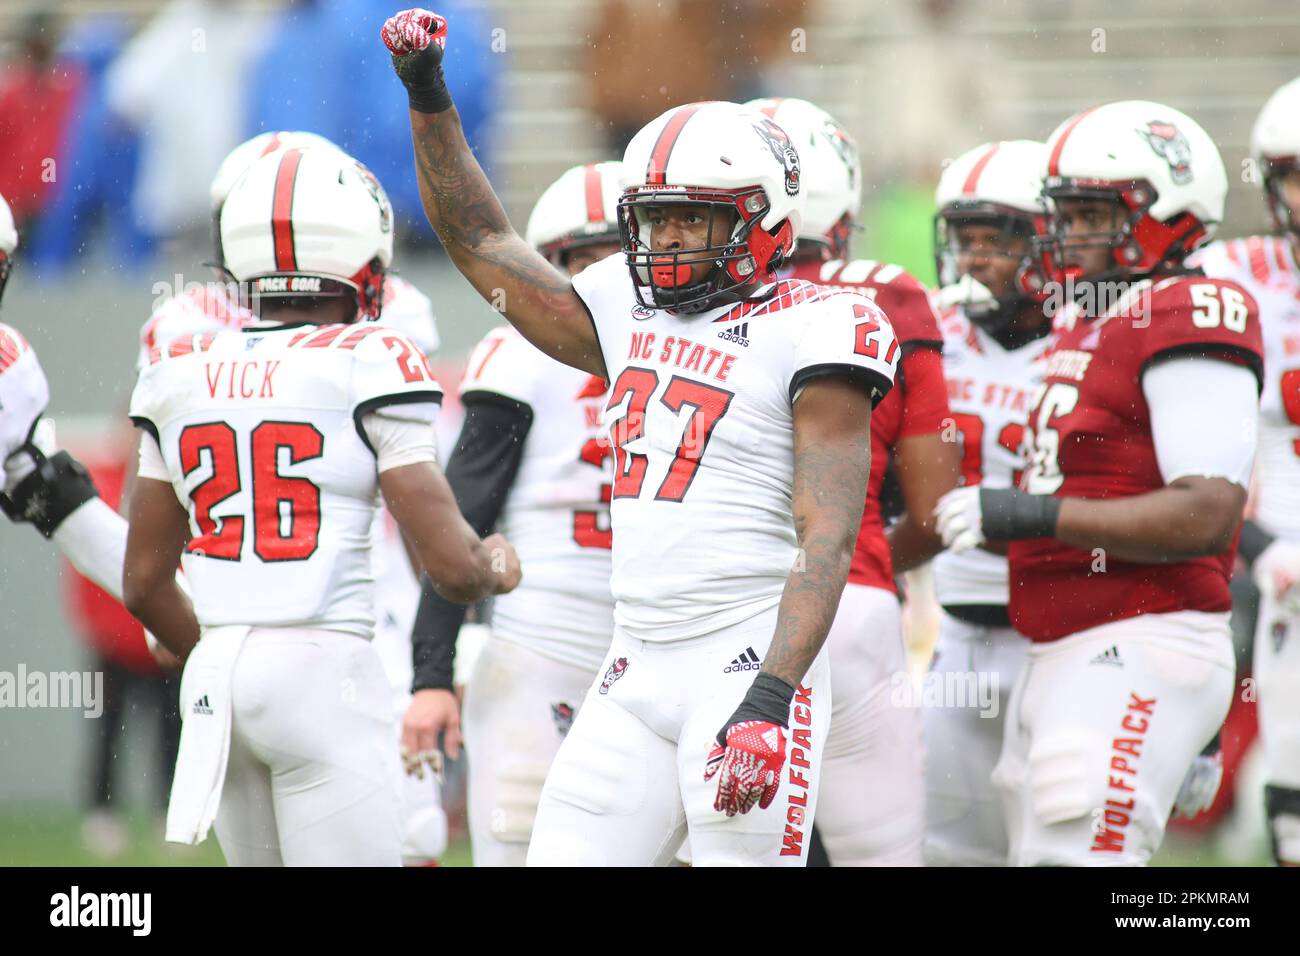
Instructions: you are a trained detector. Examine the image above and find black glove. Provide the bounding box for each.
[0,450,99,538]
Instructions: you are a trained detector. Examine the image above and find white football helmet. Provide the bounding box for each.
[618,101,806,313]
[1251,76,1300,241]
[209,131,348,271]
[747,97,861,261]
[220,147,394,321]
[933,141,1048,328]
[209,130,346,211]
[1039,100,1226,283]
[0,192,16,306]
[525,162,623,266]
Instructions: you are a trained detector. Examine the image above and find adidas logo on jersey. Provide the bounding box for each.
[1089,645,1123,667]
[718,322,751,348]
[191,694,214,716]
[724,647,761,673]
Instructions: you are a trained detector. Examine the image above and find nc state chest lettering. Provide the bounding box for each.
[626,331,736,383]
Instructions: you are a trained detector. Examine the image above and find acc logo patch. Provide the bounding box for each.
[1138,120,1193,186]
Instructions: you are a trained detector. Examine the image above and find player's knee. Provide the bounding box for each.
[485,763,550,844]
[1265,784,1300,865]
[541,709,649,817]
[1026,734,1101,826]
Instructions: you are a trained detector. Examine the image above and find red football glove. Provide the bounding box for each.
[381,9,452,113]
[380,8,446,56]
[704,720,787,817]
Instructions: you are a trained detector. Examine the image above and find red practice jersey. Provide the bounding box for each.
[1009,274,1264,641]
[787,258,949,591]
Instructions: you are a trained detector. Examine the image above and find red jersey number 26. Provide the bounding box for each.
[180,421,323,562]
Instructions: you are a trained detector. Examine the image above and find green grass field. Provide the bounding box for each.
[0,806,473,867]
[0,805,1268,867]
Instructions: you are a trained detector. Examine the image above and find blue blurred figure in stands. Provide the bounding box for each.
[245,0,498,242]
[19,18,155,272]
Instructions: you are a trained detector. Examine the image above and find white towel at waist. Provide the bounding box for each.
[165,625,251,845]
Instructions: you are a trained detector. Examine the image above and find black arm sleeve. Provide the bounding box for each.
[410,393,534,692]
[1238,519,1275,569]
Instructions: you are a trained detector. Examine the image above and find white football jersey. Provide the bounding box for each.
[1193,236,1300,540]
[0,323,48,462]
[460,325,615,671]
[129,323,443,636]
[931,307,1049,606]
[571,253,899,642]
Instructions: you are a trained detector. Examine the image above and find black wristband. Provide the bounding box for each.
[1238,519,1275,569]
[391,45,453,114]
[979,487,1062,541]
[716,672,796,746]
[0,450,99,538]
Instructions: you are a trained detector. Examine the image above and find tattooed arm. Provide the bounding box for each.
[763,377,874,686]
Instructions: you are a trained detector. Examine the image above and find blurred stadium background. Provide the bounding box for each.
[0,0,1295,865]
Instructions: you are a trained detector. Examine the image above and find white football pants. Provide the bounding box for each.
[463,637,598,866]
[214,628,403,866]
[1253,592,1300,864]
[527,610,830,867]
[922,611,1026,866]
[817,583,925,866]
[994,611,1234,866]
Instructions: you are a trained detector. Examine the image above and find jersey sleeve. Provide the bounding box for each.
[1137,277,1265,390]
[0,323,50,460]
[789,294,899,406]
[459,327,541,408]
[127,362,165,447]
[348,327,444,452]
[897,345,951,438]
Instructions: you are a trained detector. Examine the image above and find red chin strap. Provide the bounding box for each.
[651,256,693,288]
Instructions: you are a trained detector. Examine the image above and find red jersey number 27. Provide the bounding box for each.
[853,303,899,365]
[606,368,735,504]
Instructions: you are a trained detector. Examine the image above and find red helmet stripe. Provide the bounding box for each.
[1047,107,1098,177]
[962,143,1002,195]
[646,104,706,185]
[583,164,605,223]
[758,98,784,120]
[271,149,304,271]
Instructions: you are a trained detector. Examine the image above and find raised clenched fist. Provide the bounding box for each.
[380,8,446,56]
[381,9,453,113]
